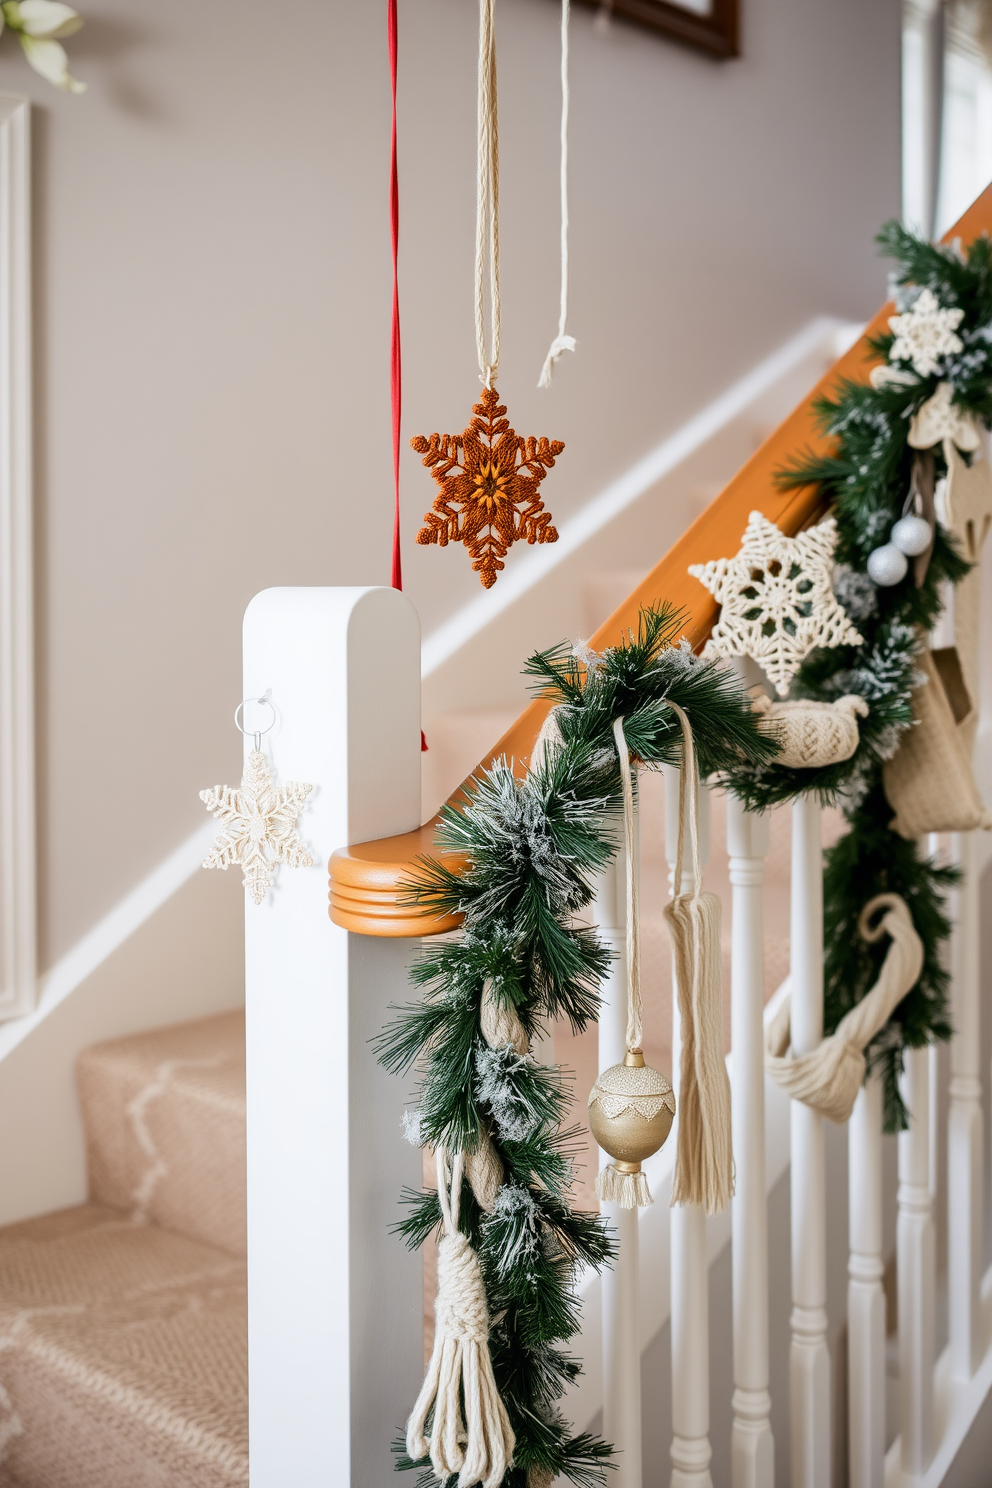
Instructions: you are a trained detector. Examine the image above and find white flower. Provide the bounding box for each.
[887,288,964,377]
[1,0,85,92]
[7,1,82,36]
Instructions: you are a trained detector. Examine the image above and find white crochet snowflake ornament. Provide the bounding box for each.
[888,288,964,378]
[689,511,864,698]
[200,749,315,905]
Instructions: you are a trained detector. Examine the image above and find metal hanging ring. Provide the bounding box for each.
[234,693,276,754]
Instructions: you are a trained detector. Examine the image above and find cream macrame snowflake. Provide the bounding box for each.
[200,750,315,905]
[689,511,864,697]
[888,288,964,377]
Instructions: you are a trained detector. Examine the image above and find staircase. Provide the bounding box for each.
[0,1012,248,1488]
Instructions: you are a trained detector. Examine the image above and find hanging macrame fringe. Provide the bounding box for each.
[766,892,923,1123]
[665,702,734,1215]
[406,1149,515,1488]
[597,1162,652,1208]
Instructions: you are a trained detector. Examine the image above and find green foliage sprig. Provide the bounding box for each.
[722,222,989,1124]
[376,606,776,1487]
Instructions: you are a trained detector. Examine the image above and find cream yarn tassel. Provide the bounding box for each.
[665,702,734,1214]
[766,892,923,1123]
[407,1149,515,1488]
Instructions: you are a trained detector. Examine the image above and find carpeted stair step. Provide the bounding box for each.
[0,1202,246,1488]
[76,1010,246,1257]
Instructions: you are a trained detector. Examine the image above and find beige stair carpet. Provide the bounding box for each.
[76,1010,246,1257]
[0,1011,247,1488]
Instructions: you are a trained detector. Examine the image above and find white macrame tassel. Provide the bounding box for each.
[407,1149,515,1488]
[766,892,924,1122]
[665,701,734,1215]
[538,0,576,387]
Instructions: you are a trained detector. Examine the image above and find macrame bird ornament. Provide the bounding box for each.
[588,718,676,1208]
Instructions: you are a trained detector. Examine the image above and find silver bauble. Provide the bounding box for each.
[891,514,932,557]
[866,542,908,587]
[588,1049,675,1166]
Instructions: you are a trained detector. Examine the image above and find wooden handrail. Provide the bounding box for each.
[329,185,992,937]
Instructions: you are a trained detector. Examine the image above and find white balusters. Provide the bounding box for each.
[898,1047,936,1476]
[789,794,831,1488]
[666,769,714,1488]
[726,794,774,1488]
[594,854,643,1488]
[948,828,983,1381]
[847,1073,885,1488]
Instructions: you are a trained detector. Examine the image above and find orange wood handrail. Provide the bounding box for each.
[329,185,992,937]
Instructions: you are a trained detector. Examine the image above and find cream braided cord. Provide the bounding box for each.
[612,716,642,1053]
[476,0,500,387]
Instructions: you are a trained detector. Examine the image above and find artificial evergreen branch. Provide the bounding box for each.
[377,606,775,1485]
[721,222,988,1129]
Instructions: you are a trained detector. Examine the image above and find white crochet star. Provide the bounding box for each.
[689,512,864,698]
[200,749,314,905]
[888,288,964,378]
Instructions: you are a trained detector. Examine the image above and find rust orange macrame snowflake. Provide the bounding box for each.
[412,386,563,588]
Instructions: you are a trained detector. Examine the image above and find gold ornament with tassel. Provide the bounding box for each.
[588,717,675,1208]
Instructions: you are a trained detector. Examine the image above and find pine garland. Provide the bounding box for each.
[376,607,777,1486]
[723,221,992,1126]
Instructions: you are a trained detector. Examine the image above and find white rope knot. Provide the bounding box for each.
[406,1149,516,1488]
[538,332,577,389]
[434,1231,490,1343]
[766,891,924,1123]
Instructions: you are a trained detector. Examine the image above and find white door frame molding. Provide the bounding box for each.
[0,93,34,1019]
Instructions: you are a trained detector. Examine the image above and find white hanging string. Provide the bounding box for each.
[612,716,642,1052]
[538,0,576,388]
[476,0,501,387]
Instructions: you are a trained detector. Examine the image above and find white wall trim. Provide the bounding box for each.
[421,316,848,678]
[0,94,34,1020]
[0,821,215,1064]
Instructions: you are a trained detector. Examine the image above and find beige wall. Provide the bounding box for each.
[0,0,900,969]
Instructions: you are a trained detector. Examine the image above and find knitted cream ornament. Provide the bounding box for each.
[907,380,981,455]
[766,894,923,1123]
[750,692,868,770]
[882,645,990,838]
[588,716,675,1209]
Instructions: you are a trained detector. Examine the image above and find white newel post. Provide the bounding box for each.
[948,828,983,1381]
[243,587,424,1487]
[666,768,714,1488]
[790,794,831,1488]
[726,795,774,1488]
[847,1073,885,1488]
[595,854,642,1488]
[898,1047,935,1477]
